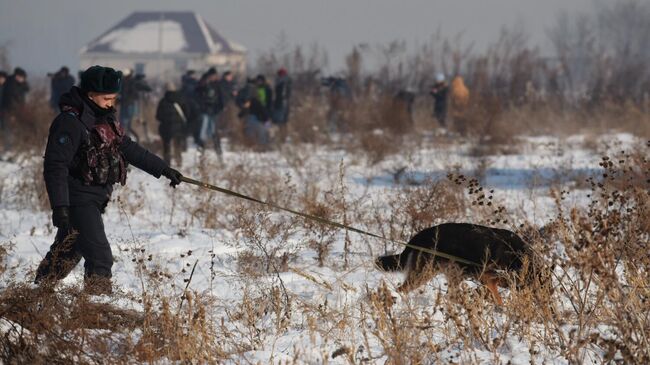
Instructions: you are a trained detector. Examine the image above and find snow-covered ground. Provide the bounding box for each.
[0,133,642,364]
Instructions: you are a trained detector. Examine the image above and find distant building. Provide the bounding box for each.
[80,11,246,80]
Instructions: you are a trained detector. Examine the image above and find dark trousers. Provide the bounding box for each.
[434,105,447,127]
[34,203,113,284]
[162,134,186,167]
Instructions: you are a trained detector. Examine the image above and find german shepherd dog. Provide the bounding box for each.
[376,223,537,305]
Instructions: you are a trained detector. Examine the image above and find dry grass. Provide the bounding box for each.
[1,139,649,363]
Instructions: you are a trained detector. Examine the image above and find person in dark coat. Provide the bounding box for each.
[235,77,256,110]
[181,70,198,97]
[35,65,183,295]
[272,68,292,137]
[218,71,237,105]
[195,67,223,154]
[0,68,29,154]
[216,71,238,140]
[239,95,270,148]
[49,66,76,111]
[1,67,30,114]
[430,73,449,127]
[180,70,201,146]
[156,83,190,166]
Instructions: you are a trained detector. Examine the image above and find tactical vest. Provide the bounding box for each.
[64,105,129,186]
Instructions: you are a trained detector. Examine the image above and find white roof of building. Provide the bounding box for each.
[82,11,245,55]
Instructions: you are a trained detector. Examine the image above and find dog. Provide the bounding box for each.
[376,223,539,305]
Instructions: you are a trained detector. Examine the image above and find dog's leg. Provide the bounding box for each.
[480,272,504,306]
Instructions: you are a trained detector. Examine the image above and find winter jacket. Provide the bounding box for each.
[430,82,449,114]
[273,76,292,109]
[50,74,76,109]
[1,76,30,112]
[181,75,198,99]
[156,91,190,140]
[44,86,168,208]
[195,81,223,115]
[119,76,138,107]
[218,79,236,105]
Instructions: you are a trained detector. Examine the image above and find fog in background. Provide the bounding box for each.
[0,0,593,75]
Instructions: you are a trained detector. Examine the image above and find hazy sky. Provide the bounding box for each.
[0,0,594,75]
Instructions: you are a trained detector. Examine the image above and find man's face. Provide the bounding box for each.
[15,75,25,83]
[0,76,5,85]
[88,92,118,109]
[225,74,233,82]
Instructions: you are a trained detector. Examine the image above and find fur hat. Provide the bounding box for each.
[80,65,122,93]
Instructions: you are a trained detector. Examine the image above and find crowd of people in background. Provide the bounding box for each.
[156,66,294,164]
[1,63,475,164]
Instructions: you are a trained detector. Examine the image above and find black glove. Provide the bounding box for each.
[162,167,183,188]
[52,206,70,231]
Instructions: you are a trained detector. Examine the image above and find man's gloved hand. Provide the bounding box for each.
[162,167,183,188]
[52,206,70,231]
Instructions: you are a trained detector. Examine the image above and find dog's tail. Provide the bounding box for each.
[375,254,405,271]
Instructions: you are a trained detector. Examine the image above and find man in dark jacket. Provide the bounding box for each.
[1,68,29,154]
[35,65,183,295]
[180,70,201,146]
[218,71,237,105]
[195,67,223,155]
[430,73,449,127]
[272,68,292,142]
[239,95,270,148]
[1,67,30,114]
[156,83,192,166]
[181,70,198,97]
[235,77,256,109]
[49,66,76,111]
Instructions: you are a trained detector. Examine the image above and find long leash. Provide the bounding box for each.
[180,176,481,267]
